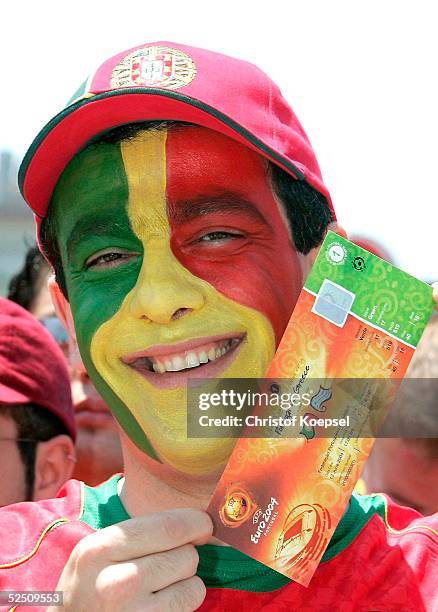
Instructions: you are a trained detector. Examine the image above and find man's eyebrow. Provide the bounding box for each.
[168,194,268,225]
[66,216,131,260]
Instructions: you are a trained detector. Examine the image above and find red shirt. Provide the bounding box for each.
[0,476,436,611]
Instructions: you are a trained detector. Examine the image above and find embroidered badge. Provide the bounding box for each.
[111,45,196,90]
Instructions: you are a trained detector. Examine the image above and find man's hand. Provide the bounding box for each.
[48,508,213,612]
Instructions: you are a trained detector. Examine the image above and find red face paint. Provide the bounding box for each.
[166,127,304,343]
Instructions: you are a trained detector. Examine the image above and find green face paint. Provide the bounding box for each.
[51,141,159,458]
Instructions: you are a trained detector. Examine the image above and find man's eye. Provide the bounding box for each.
[197,231,242,243]
[85,251,138,270]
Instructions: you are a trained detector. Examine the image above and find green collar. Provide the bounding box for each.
[79,475,385,592]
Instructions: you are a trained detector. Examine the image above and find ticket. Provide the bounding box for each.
[207,231,435,586]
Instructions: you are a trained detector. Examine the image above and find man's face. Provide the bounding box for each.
[0,413,26,506]
[52,126,306,475]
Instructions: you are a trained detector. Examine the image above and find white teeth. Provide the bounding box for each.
[147,338,241,373]
[153,361,166,373]
[186,352,200,368]
[170,356,185,371]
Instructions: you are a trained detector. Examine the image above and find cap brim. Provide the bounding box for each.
[0,383,32,406]
[19,88,333,219]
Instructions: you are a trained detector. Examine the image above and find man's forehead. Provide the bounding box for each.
[53,124,275,226]
[62,124,268,184]
[53,139,128,205]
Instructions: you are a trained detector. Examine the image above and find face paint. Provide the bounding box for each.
[52,127,304,476]
[51,144,158,457]
[166,127,304,343]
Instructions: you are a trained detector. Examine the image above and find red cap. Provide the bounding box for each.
[18,41,333,220]
[0,298,76,440]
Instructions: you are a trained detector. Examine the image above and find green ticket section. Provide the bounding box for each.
[304,231,434,347]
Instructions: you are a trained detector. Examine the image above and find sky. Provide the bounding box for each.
[2,0,437,280]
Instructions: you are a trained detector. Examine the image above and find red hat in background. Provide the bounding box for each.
[18,41,334,225]
[0,298,76,440]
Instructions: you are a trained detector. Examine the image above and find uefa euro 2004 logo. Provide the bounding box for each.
[219,486,257,528]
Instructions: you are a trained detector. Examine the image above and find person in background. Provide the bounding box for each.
[8,246,123,486]
[0,297,76,506]
[363,311,438,515]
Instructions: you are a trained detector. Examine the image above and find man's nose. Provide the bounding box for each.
[128,243,206,325]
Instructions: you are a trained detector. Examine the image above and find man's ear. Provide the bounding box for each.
[32,435,76,501]
[300,222,348,277]
[327,221,348,241]
[48,276,76,343]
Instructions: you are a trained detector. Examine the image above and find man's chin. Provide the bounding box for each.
[171,460,227,480]
[148,438,236,478]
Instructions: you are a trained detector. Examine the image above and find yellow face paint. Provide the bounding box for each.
[90,130,276,475]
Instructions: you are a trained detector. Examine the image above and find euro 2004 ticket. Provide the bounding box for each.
[207,231,435,586]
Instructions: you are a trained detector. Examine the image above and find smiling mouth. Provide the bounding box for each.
[123,334,244,376]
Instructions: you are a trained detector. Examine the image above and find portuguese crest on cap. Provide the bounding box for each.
[111,45,196,90]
